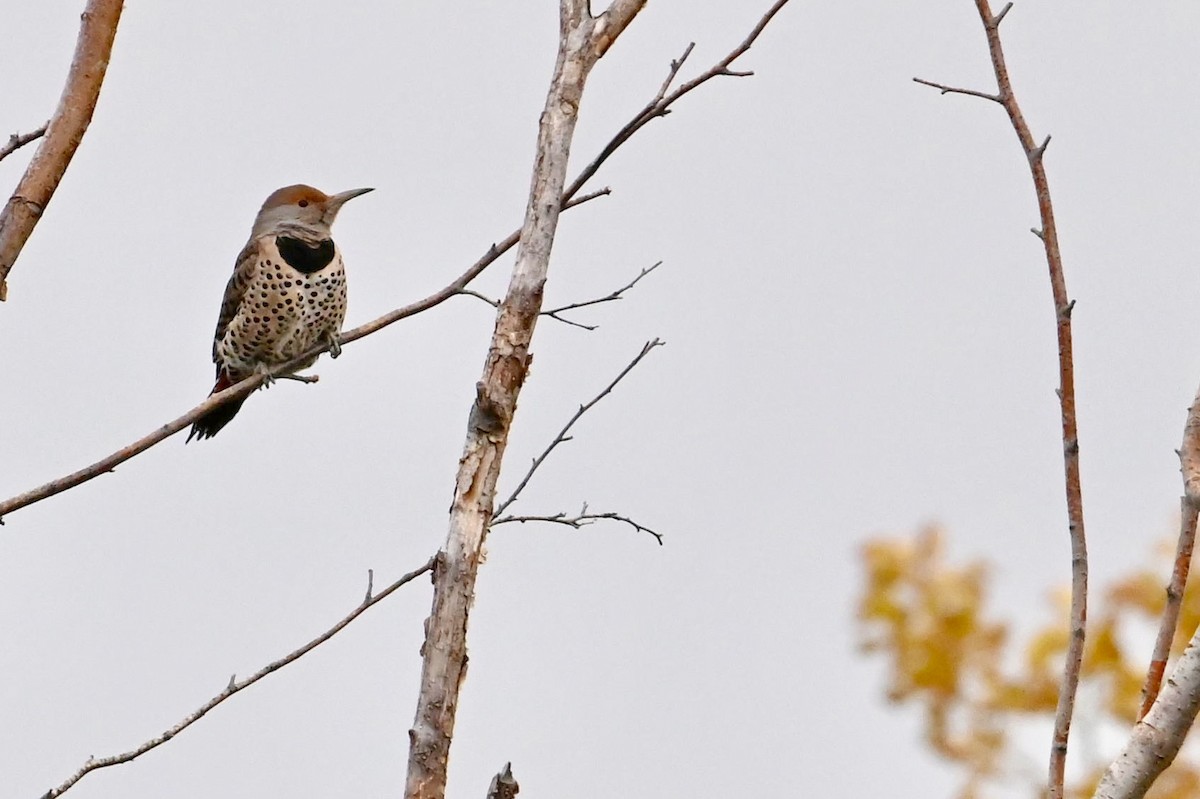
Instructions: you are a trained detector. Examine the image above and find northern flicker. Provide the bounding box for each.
[187,184,373,442]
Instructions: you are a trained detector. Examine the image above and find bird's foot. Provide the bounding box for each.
[254,363,278,389]
[328,332,343,360]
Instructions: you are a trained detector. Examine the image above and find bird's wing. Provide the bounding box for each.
[212,238,261,364]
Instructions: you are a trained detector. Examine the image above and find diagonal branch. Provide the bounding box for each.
[494,338,664,518]
[40,558,435,799]
[541,261,660,330]
[562,0,793,204]
[1137,386,1200,719]
[0,124,49,163]
[2,2,792,526]
[920,4,1087,797]
[0,0,123,302]
[1138,498,1198,721]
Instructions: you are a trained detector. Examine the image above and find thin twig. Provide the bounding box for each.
[457,289,500,309]
[920,4,1087,796]
[494,338,664,518]
[911,77,1000,103]
[541,261,661,330]
[563,186,611,209]
[40,558,435,799]
[0,0,124,302]
[0,124,48,163]
[494,509,663,545]
[458,261,662,331]
[561,0,793,204]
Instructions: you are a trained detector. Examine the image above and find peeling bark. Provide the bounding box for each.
[402,4,646,799]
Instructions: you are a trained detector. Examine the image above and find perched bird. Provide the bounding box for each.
[187,184,373,442]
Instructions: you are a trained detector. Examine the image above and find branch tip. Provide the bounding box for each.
[494,338,664,517]
[43,557,434,798]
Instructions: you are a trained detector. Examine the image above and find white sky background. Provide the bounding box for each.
[1,1,1198,797]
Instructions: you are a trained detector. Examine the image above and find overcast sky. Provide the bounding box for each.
[2,2,1199,798]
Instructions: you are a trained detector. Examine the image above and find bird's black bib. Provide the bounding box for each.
[276,236,336,274]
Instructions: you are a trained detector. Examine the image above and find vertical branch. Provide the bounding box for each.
[1138,500,1198,720]
[0,0,123,302]
[403,3,646,799]
[1138,387,1200,718]
[970,5,1087,797]
[917,3,1088,796]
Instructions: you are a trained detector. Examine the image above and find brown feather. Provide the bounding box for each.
[212,240,261,368]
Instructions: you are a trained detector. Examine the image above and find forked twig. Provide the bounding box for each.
[916,4,1087,797]
[561,0,792,204]
[494,338,664,518]
[459,261,661,331]
[542,262,661,330]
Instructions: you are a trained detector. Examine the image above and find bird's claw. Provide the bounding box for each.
[328,333,343,360]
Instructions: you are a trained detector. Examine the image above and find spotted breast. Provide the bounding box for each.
[216,234,348,377]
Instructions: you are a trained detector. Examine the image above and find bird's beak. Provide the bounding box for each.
[327,187,375,215]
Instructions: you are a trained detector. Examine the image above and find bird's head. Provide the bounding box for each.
[251,184,373,239]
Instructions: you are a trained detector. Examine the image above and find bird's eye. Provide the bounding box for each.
[298,199,309,208]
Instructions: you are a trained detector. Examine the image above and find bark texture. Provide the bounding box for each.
[402,3,646,799]
[1094,631,1200,798]
[0,0,123,301]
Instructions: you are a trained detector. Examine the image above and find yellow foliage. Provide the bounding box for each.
[857,526,1200,799]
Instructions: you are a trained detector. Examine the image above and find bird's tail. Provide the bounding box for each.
[187,372,247,442]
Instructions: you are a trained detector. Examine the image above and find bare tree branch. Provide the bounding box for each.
[40,558,435,799]
[495,338,664,517]
[0,0,123,302]
[562,0,793,204]
[1137,385,1200,719]
[458,261,661,331]
[0,124,48,163]
[910,77,1001,103]
[541,261,661,330]
[404,2,654,796]
[494,508,663,545]
[1139,498,1198,721]
[1181,384,1200,506]
[563,186,611,209]
[918,4,1087,797]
